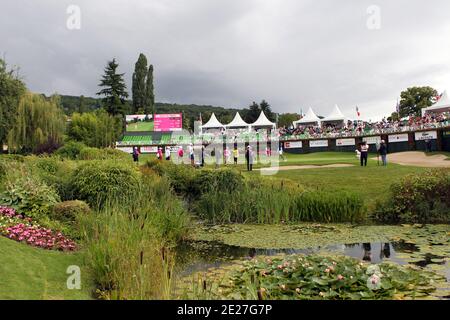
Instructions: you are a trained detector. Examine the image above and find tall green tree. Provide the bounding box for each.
[399,86,437,117]
[0,59,26,149]
[67,109,122,148]
[278,113,300,128]
[78,95,87,113]
[245,101,260,123]
[132,53,148,114]
[259,99,275,122]
[145,64,155,115]
[97,58,129,116]
[7,93,65,154]
[131,54,155,115]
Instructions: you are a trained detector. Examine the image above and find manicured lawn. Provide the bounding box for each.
[274,164,425,209]
[0,237,93,299]
[126,121,154,132]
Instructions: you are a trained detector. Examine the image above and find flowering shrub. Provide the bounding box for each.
[0,206,76,251]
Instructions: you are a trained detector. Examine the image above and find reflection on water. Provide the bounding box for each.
[176,240,447,279]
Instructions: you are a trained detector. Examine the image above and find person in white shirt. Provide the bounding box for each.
[165,147,171,161]
[188,143,194,166]
[360,141,369,166]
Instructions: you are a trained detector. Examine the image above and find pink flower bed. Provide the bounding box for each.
[0,206,76,251]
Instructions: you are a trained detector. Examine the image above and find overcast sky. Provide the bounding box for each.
[2,0,450,120]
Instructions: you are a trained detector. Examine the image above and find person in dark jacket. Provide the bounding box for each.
[378,140,387,166]
[132,147,140,163]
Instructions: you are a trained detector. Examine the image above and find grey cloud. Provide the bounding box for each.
[1,0,450,120]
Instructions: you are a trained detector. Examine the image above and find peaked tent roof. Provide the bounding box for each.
[251,111,276,127]
[225,112,250,128]
[423,91,450,113]
[322,104,347,122]
[201,113,224,129]
[293,107,321,125]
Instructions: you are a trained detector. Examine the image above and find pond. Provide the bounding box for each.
[175,224,450,299]
[177,240,449,280]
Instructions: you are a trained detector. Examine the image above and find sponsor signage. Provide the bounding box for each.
[284,141,302,149]
[309,140,328,148]
[363,136,381,145]
[141,146,158,153]
[154,113,183,132]
[336,138,355,146]
[414,131,437,141]
[388,133,409,143]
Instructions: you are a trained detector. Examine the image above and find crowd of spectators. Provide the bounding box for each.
[278,112,450,140]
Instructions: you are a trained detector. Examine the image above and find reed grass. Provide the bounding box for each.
[78,168,190,299]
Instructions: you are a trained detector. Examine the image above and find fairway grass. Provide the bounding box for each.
[0,237,93,300]
[126,121,154,132]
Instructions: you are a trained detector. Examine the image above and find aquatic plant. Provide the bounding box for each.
[186,254,445,300]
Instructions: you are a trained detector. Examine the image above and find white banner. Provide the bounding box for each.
[336,138,355,146]
[388,133,409,143]
[141,146,158,153]
[415,131,437,140]
[363,136,381,145]
[309,140,328,148]
[116,147,133,154]
[284,141,302,149]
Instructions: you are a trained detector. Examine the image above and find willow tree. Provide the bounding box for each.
[7,93,65,154]
[0,59,26,148]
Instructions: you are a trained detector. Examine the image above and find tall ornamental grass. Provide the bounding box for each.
[78,168,190,299]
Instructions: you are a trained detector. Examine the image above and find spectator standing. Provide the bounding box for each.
[189,143,194,166]
[378,140,387,166]
[157,147,163,161]
[360,141,369,166]
[177,146,184,164]
[132,147,140,163]
[201,145,205,167]
[165,146,171,161]
[215,146,222,169]
[233,147,239,165]
[279,145,285,161]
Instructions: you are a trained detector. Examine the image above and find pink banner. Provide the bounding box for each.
[154,113,183,132]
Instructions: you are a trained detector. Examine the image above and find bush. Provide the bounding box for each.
[372,169,450,224]
[52,200,90,223]
[25,156,77,200]
[0,175,60,221]
[145,160,196,196]
[78,147,130,161]
[70,161,141,209]
[55,141,86,159]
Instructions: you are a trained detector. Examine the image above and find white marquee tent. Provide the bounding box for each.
[225,112,250,131]
[322,105,347,126]
[250,111,276,129]
[422,91,450,114]
[200,113,224,131]
[293,107,321,127]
